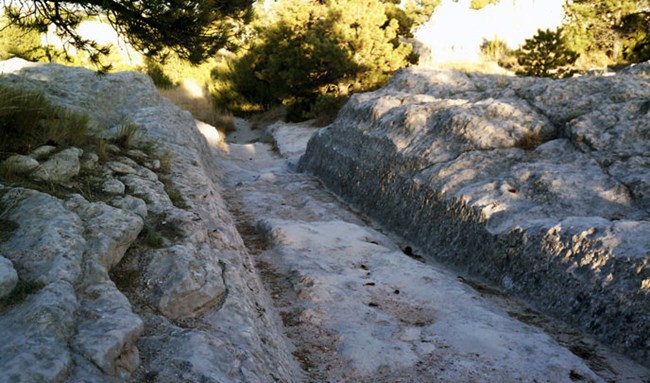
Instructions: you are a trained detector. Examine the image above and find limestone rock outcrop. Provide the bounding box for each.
[299,63,650,366]
[31,147,83,182]
[0,187,143,382]
[0,59,300,382]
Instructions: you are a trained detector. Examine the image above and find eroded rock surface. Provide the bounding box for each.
[0,256,17,300]
[0,59,300,382]
[225,122,649,382]
[299,64,650,366]
[31,147,83,182]
[0,188,142,382]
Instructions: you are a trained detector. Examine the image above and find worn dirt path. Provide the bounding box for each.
[221,121,650,383]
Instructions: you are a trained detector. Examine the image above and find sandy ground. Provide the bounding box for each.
[221,122,650,383]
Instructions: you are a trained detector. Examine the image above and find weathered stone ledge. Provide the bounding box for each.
[0,59,300,382]
[299,65,650,366]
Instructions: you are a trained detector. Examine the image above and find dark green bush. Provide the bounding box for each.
[514,28,579,79]
[212,0,415,121]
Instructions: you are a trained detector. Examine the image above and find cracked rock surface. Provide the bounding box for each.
[0,59,300,383]
[224,122,649,382]
[299,64,650,366]
[2,57,649,383]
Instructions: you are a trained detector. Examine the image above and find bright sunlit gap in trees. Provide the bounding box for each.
[414,0,565,65]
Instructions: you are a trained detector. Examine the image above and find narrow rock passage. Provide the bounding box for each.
[221,122,650,383]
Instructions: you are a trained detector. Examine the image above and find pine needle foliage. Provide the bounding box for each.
[515,28,579,79]
[215,0,414,121]
[562,0,648,66]
[1,0,254,67]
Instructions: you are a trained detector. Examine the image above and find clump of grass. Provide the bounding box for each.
[114,123,140,149]
[165,187,186,209]
[0,83,95,157]
[140,224,164,248]
[161,177,187,209]
[44,109,92,148]
[159,149,172,173]
[97,138,109,162]
[515,130,543,150]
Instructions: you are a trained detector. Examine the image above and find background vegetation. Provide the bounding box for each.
[1,0,649,122]
[212,0,439,123]
[480,0,649,78]
[1,0,254,68]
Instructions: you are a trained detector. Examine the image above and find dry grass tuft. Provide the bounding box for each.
[515,130,543,150]
[114,123,140,149]
[426,60,513,75]
[157,81,235,132]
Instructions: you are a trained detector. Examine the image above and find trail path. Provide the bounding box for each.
[221,121,649,383]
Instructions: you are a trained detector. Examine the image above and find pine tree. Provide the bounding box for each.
[220,0,413,120]
[563,0,646,64]
[515,28,579,79]
[1,0,254,65]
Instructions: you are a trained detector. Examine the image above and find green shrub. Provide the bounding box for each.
[140,51,217,90]
[383,0,441,38]
[213,0,413,121]
[0,20,48,62]
[141,224,164,248]
[562,0,641,66]
[514,28,579,79]
[620,11,650,63]
[144,60,175,89]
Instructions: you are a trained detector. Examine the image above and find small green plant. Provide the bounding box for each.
[515,130,543,150]
[165,186,186,209]
[159,149,172,173]
[161,177,187,209]
[141,224,165,248]
[97,139,109,162]
[114,123,140,149]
